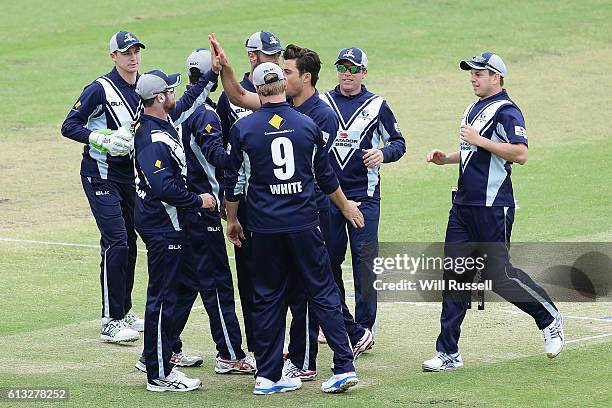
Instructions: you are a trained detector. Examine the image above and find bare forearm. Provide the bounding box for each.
[225,200,240,222]
[445,151,460,164]
[220,64,261,111]
[479,140,528,164]
[327,187,349,211]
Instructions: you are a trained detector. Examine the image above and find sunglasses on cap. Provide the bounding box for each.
[336,64,364,74]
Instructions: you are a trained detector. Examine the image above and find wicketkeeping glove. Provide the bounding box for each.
[88,127,132,156]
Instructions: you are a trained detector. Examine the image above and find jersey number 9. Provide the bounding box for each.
[271,137,295,180]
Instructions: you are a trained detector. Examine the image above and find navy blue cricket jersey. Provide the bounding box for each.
[455,89,528,207]
[292,91,339,210]
[225,102,339,234]
[216,73,255,147]
[133,114,203,233]
[179,99,227,219]
[321,85,405,200]
[62,68,218,183]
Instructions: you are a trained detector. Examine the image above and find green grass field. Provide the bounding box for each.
[1,0,611,406]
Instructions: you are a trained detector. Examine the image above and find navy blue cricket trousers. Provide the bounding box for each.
[169,211,246,361]
[328,198,379,333]
[139,229,184,381]
[437,204,558,354]
[251,228,355,382]
[81,176,137,320]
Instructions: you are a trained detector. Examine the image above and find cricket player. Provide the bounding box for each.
[321,47,406,337]
[209,36,375,377]
[61,31,218,343]
[169,48,255,374]
[422,52,564,371]
[133,69,216,391]
[225,63,361,395]
[215,31,284,355]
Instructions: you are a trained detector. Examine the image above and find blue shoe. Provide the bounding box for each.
[253,376,301,395]
[322,372,359,393]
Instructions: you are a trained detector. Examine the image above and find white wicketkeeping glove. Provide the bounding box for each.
[88,127,132,156]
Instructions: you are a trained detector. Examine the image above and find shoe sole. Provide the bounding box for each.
[253,385,301,395]
[173,360,204,367]
[421,363,463,372]
[146,382,202,392]
[215,367,255,374]
[323,377,359,393]
[135,362,146,373]
[100,335,139,343]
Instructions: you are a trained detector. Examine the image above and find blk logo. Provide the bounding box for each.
[168,244,182,250]
[110,101,123,106]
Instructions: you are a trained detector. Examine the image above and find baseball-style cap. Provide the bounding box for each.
[252,62,285,86]
[186,48,212,75]
[460,52,507,77]
[109,31,145,53]
[135,70,181,100]
[245,31,284,55]
[335,47,368,68]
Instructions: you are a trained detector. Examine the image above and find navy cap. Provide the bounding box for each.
[245,31,284,55]
[135,70,181,100]
[186,48,212,75]
[335,47,368,68]
[109,31,145,53]
[460,52,507,77]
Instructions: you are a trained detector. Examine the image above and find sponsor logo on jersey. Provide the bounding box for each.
[168,244,182,250]
[154,160,162,168]
[268,114,285,129]
[515,126,527,139]
[207,226,221,232]
[74,100,81,109]
[394,122,401,133]
[95,190,110,196]
[134,122,141,133]
[205,123,213,133]
[110,101,123,107]
[226,143,232,155]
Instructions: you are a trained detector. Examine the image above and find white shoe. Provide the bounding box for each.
[215,355,256,374]
[253,376,301,395]
[283,359,317,381]
[100,319,139,343]
[353,328,374,359]
[135,354,146,373]
[543,311,564,358]
[422,352,463,372]
[124,310,144,332]
[171,351,203,367]
[322,372,359,393]
[146,369,201,392]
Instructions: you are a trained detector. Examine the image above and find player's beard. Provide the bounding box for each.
[163,98,176,112]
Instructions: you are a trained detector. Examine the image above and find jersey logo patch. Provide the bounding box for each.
[515,126,527,139]
[74,100,81,109]
[268,114,284,129]
[205,123,213,133]
[155,160,162,168]
[134,122,141,133]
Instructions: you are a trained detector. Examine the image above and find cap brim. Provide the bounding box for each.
[460,60,487,71]
[259,47,284,55]
[116,42,146,52]
[166,73,181,88]
[335,58,365,67]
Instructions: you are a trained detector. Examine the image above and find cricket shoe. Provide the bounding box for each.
[253,376,301,395]
[146,369,201,392]
[353,328,374,359]
[135,354,146,373]
[318,327,327,344]
[322,372,359,393]
[100,319,139,343]
[214,355,256,374]
[171,351,203,367]
[543,311,564,358]
[123,310,144,332]
[422,352,463,372]
[283,359,317,381]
